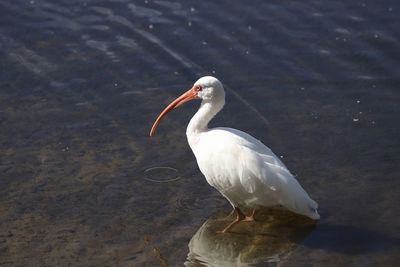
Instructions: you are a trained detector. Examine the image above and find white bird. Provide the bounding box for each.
[150,76,320,233]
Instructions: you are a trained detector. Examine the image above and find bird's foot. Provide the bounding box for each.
[243,216,255,222]
[218,208,256,233]
[244,209,257,222]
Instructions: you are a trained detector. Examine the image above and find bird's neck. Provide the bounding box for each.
[186,99,224,149]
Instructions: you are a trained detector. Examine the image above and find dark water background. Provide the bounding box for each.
[1,0,399,266]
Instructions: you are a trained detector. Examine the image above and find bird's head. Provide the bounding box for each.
[194,76,225,102]
[149,76,225,136]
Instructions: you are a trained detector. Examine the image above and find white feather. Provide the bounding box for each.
[192,127,319,219]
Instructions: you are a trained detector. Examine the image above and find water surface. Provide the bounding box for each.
[0,0,399,266]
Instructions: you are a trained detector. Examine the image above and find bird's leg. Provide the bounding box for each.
[244,209,257,222]
[218,207,245,233]
[218,207,249,233]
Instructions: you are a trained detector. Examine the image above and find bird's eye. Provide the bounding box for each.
[195,85,203,91]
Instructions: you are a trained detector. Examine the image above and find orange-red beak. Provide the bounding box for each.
[149,86,199,136]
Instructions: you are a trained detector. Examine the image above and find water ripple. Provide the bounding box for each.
[144,166,181,183]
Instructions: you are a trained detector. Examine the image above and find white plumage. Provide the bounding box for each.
[150,76,319,233]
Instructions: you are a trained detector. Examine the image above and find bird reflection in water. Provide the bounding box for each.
[185,208,316,266]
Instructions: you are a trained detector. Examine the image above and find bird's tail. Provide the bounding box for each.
[286,195,320,220]
[278,176,320,220]
[303,198,320,220]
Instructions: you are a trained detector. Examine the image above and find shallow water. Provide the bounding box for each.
[0,0,399,266]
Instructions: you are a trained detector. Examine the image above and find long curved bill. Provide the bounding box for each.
[150,87,199,136]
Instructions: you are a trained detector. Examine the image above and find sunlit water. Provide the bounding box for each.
[0,0,399,266]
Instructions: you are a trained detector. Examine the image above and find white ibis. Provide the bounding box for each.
[150,76,320,233]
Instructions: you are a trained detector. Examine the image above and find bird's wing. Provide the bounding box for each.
[215,127,287,167]
[236,141,292,194]
[199,127,291,193]
[196,127,319,219]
